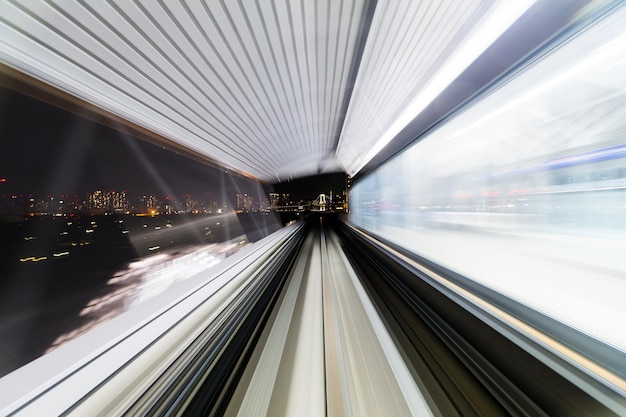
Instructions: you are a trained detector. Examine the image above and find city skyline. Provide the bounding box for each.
[0,188,346,216]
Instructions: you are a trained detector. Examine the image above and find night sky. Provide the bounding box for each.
[0,86,345,202]
[0,86,212,198]
[272,173,347,201]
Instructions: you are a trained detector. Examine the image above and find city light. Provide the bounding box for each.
[19,256,48,263]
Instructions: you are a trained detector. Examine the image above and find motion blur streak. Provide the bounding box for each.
[350,4,626,352]
[343,0,537,175]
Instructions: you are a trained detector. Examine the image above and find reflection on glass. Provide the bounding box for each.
[0,88,282,376]
[350,7,626,352]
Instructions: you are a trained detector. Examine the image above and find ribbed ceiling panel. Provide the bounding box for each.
[1,0,538,182]
[336,0,499,175]
[0,0,370,182]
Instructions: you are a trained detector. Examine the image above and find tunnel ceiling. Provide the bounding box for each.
[1,0,526,183]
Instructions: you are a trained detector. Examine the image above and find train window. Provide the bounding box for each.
[0,85,282,377]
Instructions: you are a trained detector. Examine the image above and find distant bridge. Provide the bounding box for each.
[312,194,328,211]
